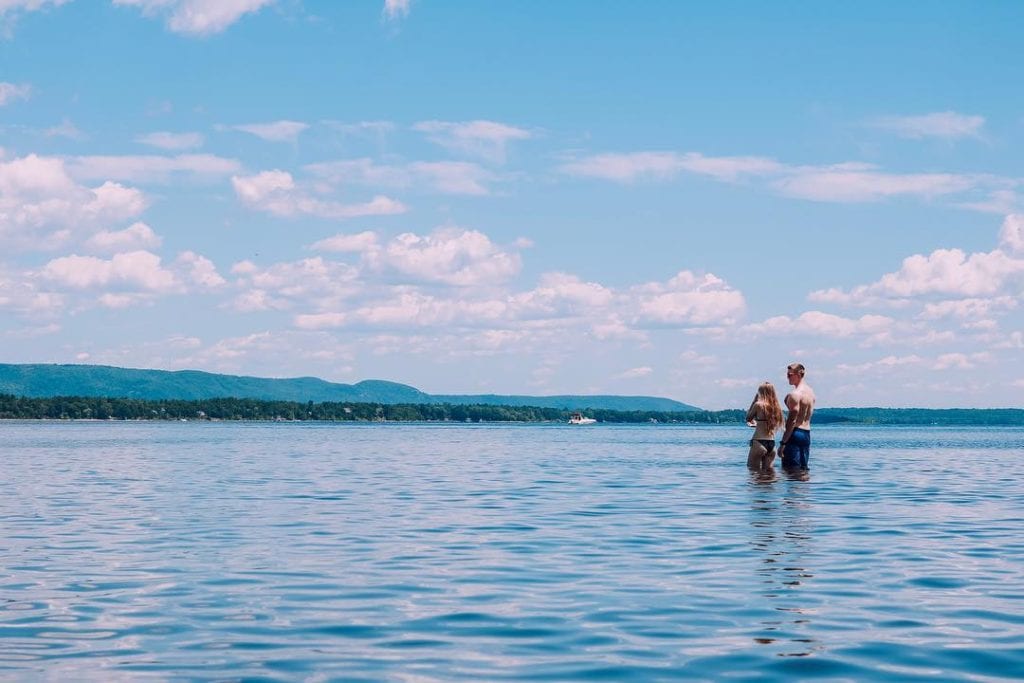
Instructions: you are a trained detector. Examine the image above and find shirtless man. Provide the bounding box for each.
[780,362,815,471]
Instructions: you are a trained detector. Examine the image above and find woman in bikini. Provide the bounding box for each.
[745,382,784,471]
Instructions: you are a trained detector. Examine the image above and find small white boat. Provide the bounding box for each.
[568,412,597,425]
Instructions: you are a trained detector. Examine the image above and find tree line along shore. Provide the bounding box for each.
[0,394,1022,425]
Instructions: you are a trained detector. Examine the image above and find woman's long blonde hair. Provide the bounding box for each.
[754,382,784,433]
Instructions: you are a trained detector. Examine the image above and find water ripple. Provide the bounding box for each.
[0,422,1022,680]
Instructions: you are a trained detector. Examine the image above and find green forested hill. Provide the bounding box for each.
[0,364,698,411]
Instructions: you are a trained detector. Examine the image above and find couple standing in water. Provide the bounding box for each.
[745,363,815,472]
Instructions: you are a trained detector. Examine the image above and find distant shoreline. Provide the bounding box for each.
[1,395,1022,426]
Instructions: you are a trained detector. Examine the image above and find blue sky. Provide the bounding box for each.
[1,1,1022,408]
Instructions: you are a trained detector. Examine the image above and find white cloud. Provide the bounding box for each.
[811,247,1024,303]
[306,158,495,195]
[716,377,759,389]
[561,151,781,183]
[510,272,613,318]
[236,233,741,339]
[962,319,998,332]
[174,251,226,289]
[228,256,360,312]
[591,316,646,341]
[232,170,406,219]
[97,293,144,308]
[870,111,985,140]
[366,227,522,286]
[155,329,356,377]
[919,296,1017,320]
[615,366,653,380]
[413,120,532,163]
[33,248,223,310]
[560,150,1013,210]
[230,120,308,143]
[958,190,1021,215]
[677,350,717,366]
[0,1,69,15]
[0,82,31,106]
[631,271,746,326]
[296,288,508,331]
[293,311,347,329]
[996,332,1024,349]
[742,311,894,338]
[0,153,77,196]
[0,154,148,249]
[383,0,410,20]
[835,355,925,374]
[933,352,991,370]
[113,0,275,36]
[69,154,241,183]
[44,119,84,140]
[0,264,64,315]
[310,231,379,253]
[41,250,178,292]
[323,120,395,137]
[136,131,205,151]
[775,163,973,202]
[85,221,162,252]
[999,214,1024,253]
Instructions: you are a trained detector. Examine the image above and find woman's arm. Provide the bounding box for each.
[745,400,758,424]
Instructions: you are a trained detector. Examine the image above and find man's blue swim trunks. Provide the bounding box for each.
[782,428,810,470]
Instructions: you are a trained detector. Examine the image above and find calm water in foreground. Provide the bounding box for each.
[1,422,1022,681]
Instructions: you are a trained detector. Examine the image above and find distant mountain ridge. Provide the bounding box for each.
[0,364,700,412]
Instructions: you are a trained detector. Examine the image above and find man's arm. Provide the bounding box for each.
[781,394,799,444]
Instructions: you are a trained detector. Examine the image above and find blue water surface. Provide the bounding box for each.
[1,422,1022,681]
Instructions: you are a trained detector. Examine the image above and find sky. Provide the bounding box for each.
[0,1,1022,409]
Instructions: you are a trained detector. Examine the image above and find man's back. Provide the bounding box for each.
[786,383,815,430]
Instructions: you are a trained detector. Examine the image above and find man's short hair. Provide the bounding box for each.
[787,362,805,377]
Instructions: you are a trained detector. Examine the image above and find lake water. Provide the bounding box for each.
[1,422,1022,681]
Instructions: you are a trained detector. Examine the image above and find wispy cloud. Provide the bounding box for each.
[136,131,204,151]
[775,163,974,202]
[561,151,781,182]
[615,366,653,380]
[869,111,985,140]
[0,82,31,106]
[560,150,1011,208]
[0,1,70,34]
[44,118,84,140]
[68,154,241,183]
[306,158,496,195]
[383,0,411,21]
[309,231,379,254]
[227,120,309,143]
[232,170,406,219]
[112,0,276,36]
[413,120,532,163]
[741,311,894,339]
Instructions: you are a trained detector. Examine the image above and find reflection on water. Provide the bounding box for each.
[748,469,819,658]
[0,422,1022,681]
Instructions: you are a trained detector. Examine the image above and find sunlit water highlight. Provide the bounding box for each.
[1,422,1022,681]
